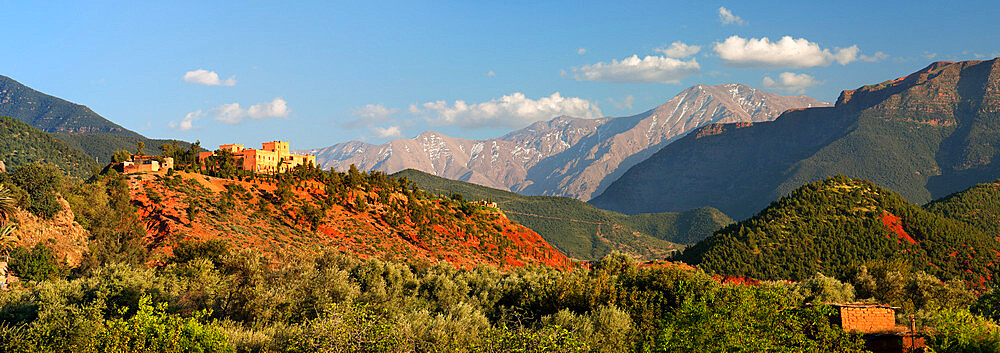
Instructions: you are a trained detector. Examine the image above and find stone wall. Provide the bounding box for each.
[838,306,897,333]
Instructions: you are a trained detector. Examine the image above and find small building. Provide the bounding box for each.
[831,303,900,333]
[827,303,925,353]
[116,155,173,174]
[471,200,499,209]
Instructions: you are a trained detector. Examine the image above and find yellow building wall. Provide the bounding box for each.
[209,141,315,174]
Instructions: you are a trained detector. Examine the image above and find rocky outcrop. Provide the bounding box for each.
[304,84,828,200]
[0,160,5,173]
[10,198,90,267]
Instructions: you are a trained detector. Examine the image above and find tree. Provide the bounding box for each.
[8,243,59,282]
[160,140,180,159]
[112,149,133,163]
[10,163,64,218]
[136,141,146,156]
[205,150,238,179]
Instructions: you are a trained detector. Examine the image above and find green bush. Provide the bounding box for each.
[476,324,588,353]
[8,243,59,282]
[287,303,401,353]
[96,295,233,353]
[652,285,869,352]
[924,309,1000,353]
[171,239,230,266]
[971,291,1000,322]
[9,163,63,219]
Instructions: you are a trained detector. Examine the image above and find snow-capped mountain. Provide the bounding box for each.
[301,83,829,200]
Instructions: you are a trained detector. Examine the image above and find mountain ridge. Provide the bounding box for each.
[591,58,1000,219]
[0,74,195,161]
[304,84,828,200]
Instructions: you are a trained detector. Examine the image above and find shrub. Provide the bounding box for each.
[924,309,1000,352]
[476,324,588,353]
[971,291,1000,322]
[9,163,63,219]
[287,303,401,353]
[8,243,59,282]
[96,295,234,353]
[172,239,230,266]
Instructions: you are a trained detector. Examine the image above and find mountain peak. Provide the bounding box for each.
[311,84,827,201]
[0,74,137,136]
[591,59,1000,220]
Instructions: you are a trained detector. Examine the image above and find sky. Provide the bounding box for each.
[3,1,999,150]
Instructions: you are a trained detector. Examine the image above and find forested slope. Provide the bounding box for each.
[0,115,94,178]
[394,169,732,260]
[677,176,1000,285]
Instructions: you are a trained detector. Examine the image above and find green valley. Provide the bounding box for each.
[394,169,732,260]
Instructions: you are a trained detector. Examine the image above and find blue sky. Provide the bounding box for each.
[3,1,998,149]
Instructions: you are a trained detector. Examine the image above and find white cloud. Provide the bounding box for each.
[170,110,202,131]
[248,98,289,119]
[351,104,397,122]
[213,103,245,124]
[210,98,289,125]
[922,52,938,60]
[609,95,635,109]
[762,72,822,94]
[656,41,701,58]
[343,104,398,128]
[413,92,602,128]
[183,69,236,86]
[713,35,864,68]
[860,51,889,62]
[577,47,587,55]
[568,55,700,83]
[718,7,745,25]
[372,125,402,138]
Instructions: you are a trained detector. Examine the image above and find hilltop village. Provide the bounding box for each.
[114,140,316,174]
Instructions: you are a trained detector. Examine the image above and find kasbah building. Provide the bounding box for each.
[198,140,317,173]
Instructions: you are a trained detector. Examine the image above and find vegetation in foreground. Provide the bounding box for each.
[0,162,999,352]
[2,243,1000,352]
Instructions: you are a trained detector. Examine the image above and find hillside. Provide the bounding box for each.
[126,168,568,269]
[0,74,195,161]
[53,133,194,163]
[677,176,1000,285]
[592,58,1000,219]
[305,84,827,200]
[925,180,1000,236]
[394,169,733,260]
[0,115,94,178]
[0,75,135,135]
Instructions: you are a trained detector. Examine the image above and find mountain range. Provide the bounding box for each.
[0,75,191,163]
[304,84,828,200]
[591,59,1000,219]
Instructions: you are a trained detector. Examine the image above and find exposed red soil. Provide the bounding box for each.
[880,211,918,245]
[128,171,570,270]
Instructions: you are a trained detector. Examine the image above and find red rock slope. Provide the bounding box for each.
[127,171,569,269]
